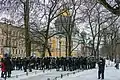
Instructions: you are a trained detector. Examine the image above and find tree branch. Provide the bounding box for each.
[98,0,120,16]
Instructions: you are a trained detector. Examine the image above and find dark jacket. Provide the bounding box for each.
[4,57,13,71]
[98,58,105,72]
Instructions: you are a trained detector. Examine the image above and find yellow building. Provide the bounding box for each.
[45,36,66,57]
[45,35,79,57]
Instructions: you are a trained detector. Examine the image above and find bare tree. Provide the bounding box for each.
[54,0,82,56]
[98,0,120,16]
[81,0,118,59]
[29,0,69,57]
[101,19,120,60]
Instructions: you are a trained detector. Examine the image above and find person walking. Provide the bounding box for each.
[4,57,13,78]
[97,57,105,79]
[115,62,119,69]
[1,58,6,79]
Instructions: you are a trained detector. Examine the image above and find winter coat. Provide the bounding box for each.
[1,62,6,72]
[98,59,105,72]
[4,58,13,71]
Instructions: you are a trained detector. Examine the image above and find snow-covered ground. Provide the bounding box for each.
[0,69,81,80]
[0,60,119,80]
[105,60,115,67]
[57,60,119,80]
[58,67,120,80]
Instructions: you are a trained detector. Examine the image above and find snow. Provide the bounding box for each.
[0,69,48,80]
[0,69,81,80]
[105,60,115,67]
[58,67,120,80]
[21,69,81,80]
[57,60,119,80]
[0,60,119,80]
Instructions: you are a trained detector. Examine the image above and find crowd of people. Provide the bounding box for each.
[0,56,97,79]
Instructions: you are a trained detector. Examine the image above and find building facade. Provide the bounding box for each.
[0,23,26,57]
[0,22,91,58]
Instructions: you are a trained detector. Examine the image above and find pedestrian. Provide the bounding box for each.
[97,57,105,79]
[1,58,6,78]
[4,57,13,78]
[115,62,119,69]
[23,57,29,72]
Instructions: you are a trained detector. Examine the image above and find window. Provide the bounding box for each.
[0,28,2,34]
[13,31,15,37]
[1,48,3,54]
[13,49,14,54]
[16,41,17,46]
[16,49,17,54]
[0,39,1,45]
[21,49,23,54]
[19,50,20,54]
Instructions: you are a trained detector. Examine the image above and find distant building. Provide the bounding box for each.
[0,21,92,58]
[0,22,25,57]
[81,44,92,56]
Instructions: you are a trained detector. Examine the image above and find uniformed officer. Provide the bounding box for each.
[98,57,105,79]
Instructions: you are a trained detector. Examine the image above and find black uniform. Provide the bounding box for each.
[4,57,13,77]
[98,58,105,79]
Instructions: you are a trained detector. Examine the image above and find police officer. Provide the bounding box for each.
[98,57,105,79]
[4,57,13,78]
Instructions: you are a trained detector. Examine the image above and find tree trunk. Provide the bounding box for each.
[42,39,47,57]
[65,36,68,57]
[41,16,51,57]
[47,47,52,57]
[96,48,100,59]
[24,0,31,57]
[68,34,72,56]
